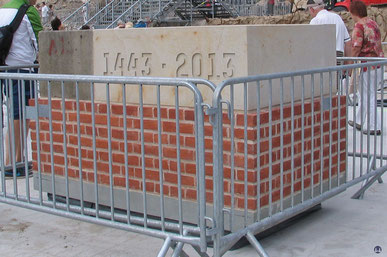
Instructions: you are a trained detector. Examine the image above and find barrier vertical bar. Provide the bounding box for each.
[0,75,4,195]
[106,83,114,220]
[243,82,248,224]
[366,68,371,173]
[48,81,56,208]
[91,82,99,218]
[175,86,183,235]
[310,74,315,198]
[9,78,17,197]
[380,65,385,168]
[61,81,70,211]
[319,73,323,194]
[34,77,43,205]
[328,71,333,190]
[256,81,261,221]
[212,87,223,257]
[230,84,235,229]
[301,75,305,201]
[21,79,30,202]
[268,80,273,216]
[352,69,358,180]
[344,69,349,183]
[76,82,84,214]
[291,76,295,207]
[360,69,364,176]
[139,84,148,228]
[194,86,207,253]
[337,71,342,187]
[373,68,377,168]
[122,84,130,223]
[280,78,284,211]
[157,85,165,231]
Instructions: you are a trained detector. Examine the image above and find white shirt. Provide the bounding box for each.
[41,5,49,18]
[310,9,350,53]
[0,8,38,66]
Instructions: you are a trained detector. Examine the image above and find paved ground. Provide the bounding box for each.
[0,174,387,257]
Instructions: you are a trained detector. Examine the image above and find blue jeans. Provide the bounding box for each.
[1,69,36,120]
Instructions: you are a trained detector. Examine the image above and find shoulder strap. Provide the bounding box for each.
[9,4,30,33]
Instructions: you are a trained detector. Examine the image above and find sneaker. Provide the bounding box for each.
[4,167,33,178]
[3,163,33,178]
[348,120,362,130]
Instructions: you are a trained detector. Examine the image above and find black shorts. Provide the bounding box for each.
[1,69,36,120]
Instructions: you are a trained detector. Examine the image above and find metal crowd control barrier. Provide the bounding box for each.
[1,59,387,257]
[0,70,216,256]
[207,59,387,256]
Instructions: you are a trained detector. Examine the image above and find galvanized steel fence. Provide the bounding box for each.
[208,58,387,256]
[1,58,387,257]
[0,68,215,256]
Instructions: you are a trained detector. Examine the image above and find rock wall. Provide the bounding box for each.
[208,7,387,54]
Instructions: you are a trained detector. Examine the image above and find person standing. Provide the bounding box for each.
[82,2,88,23]
[307,0,351,60]
[51,16,64,30]
[267,0,274,16]
[348,0,384,135]
[41,1,48,24]
[0,0,43,176]
[47,4,54,22]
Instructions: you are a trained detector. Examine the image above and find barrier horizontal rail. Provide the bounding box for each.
[0,72,216,255]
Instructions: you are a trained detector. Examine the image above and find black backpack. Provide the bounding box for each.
[0,4,30,66]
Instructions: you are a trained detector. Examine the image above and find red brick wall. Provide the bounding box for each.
[30,96,346,211]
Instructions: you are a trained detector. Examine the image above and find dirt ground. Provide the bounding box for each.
[207,6,387,52]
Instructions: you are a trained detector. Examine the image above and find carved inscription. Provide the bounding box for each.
[103,52,152,76]
[102,52,236,80]
[175,52,236,79]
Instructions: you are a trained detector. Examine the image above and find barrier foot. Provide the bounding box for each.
[378,177,383,184]
[191,245,210,257]
[351,171,387,200]
[157,237,173,257]
[245,231,269,257]
[171,241,189,257]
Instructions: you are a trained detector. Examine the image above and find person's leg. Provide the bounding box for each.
[5,69,34,166]
[355,70,367,128]
[367,68,382,131]
[5,74,22,166]
[5,120,22,165]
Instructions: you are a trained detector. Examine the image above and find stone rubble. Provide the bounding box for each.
[207,7,387,53]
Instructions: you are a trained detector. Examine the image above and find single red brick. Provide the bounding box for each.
[143,120,158,130]
[180,123,194,134]
[126,106,138,116]
[185,189,197,200]
[162,121,176,132]
[145,169,159,181]
[184,110,195,121]
[51,111,63,121]
[181,175,195,186]
[113,177,126,187]
[143,106,154,118]
[165,172,178,184]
